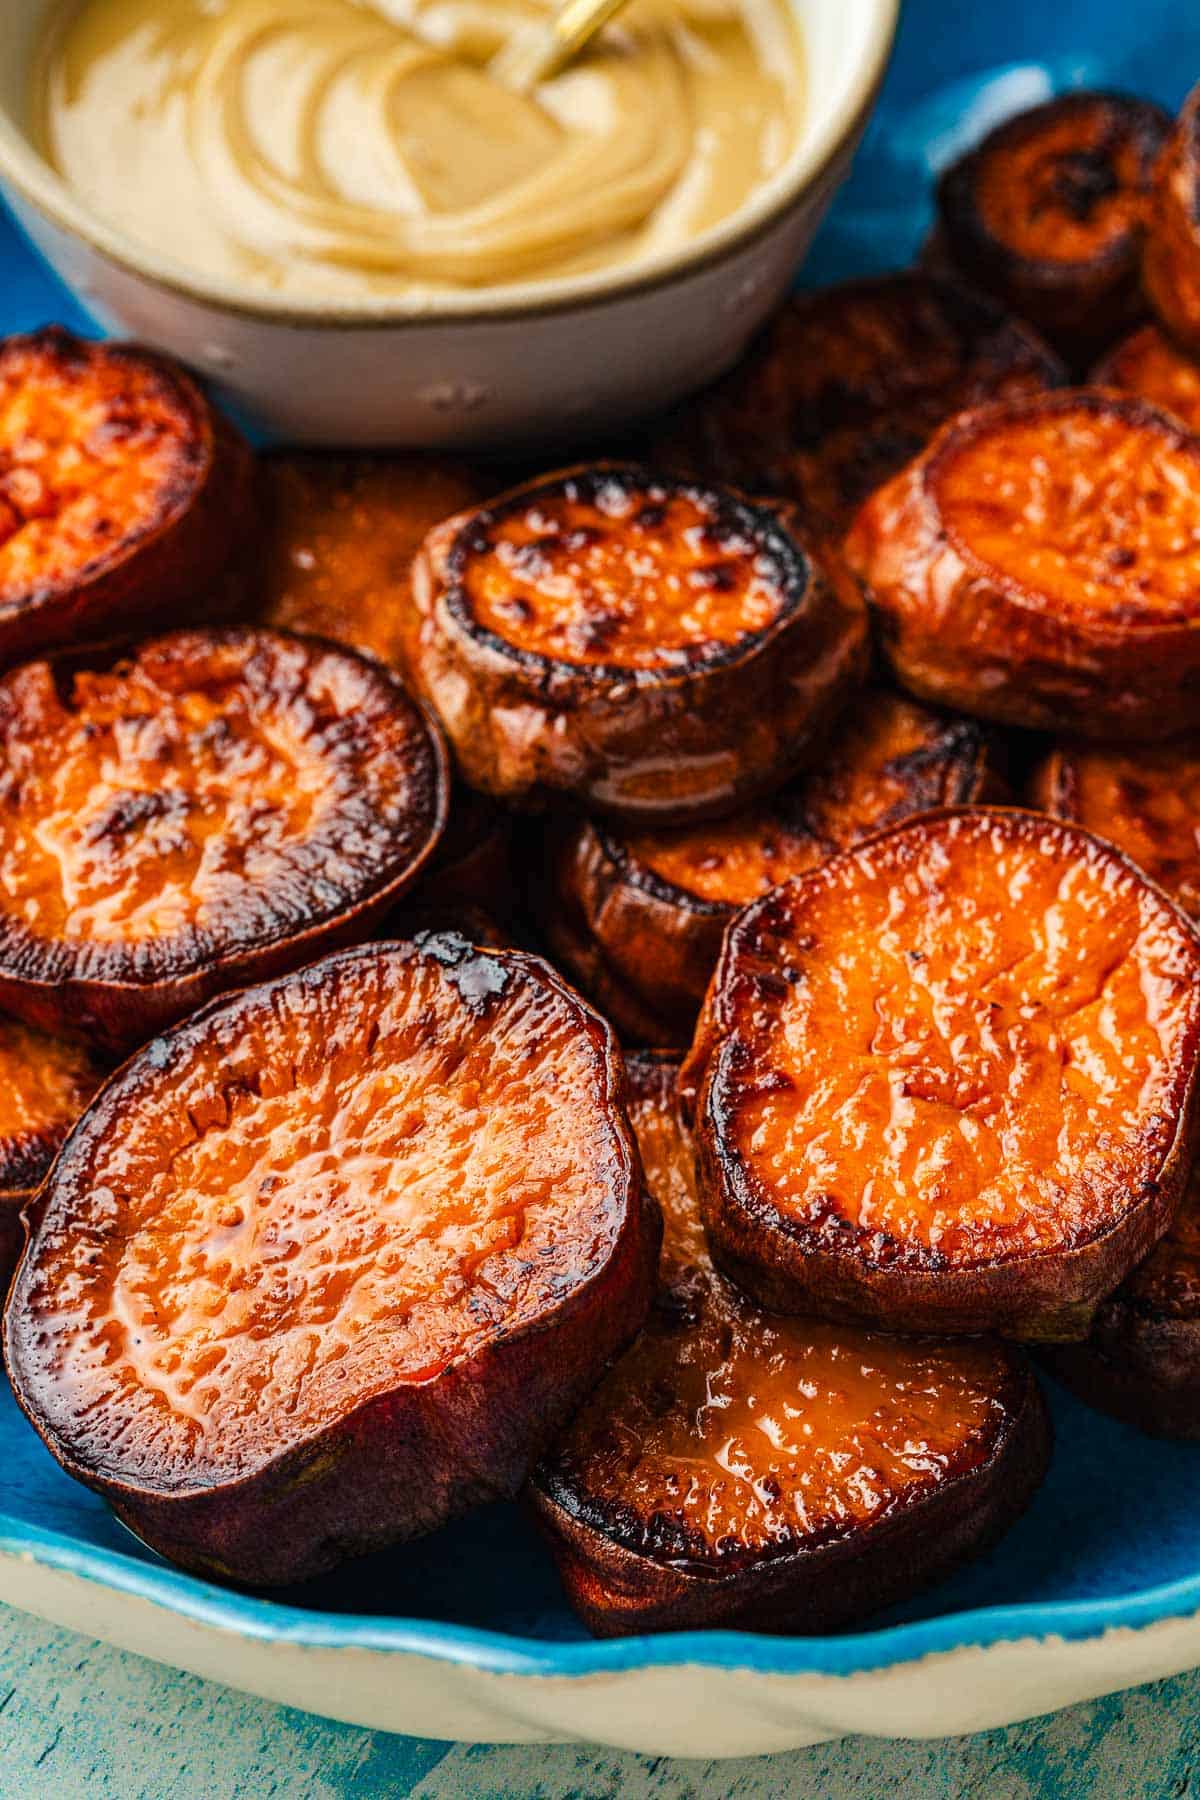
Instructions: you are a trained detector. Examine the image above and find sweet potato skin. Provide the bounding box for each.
[1144,84,1200,359]
[845,390,1200,740]
[1091,325,1200,432]
[684,808,1200,1340]
[536,692,999,1043]
[0,628,450,1052]
[934,93,1170,362]
[5,939,661,1586]
[404,467,868,825]
[0,328,254,662]
[530,1052,1051,1636]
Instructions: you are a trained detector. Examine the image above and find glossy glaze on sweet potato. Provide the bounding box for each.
[845,390,1200,740]
[1144,83,1200,359]
[0,1018,105,1289]
[256,452,486,668]
[1032,739,1200,920]
[5,936,660,1586]
[685,808,1200,1340]
[538,690,999,1042]
[934,93,1170,362]
[531,1052,1050,1636]
[0,328,253,663]
[405,466,867,823]
[648,275,1065,542]
[1045,1161,1200,1439]
[0,628,449,1052]
[1091,325,1200,431]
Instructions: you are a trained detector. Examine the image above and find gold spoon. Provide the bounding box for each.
[490,0,633,92]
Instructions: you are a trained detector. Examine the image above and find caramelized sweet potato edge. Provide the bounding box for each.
[437,465,820,689]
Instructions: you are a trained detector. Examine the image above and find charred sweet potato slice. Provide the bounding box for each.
[0,627,448,1052]
[1032,739,1200,920]
[5,936,659,1586]
[405,465,867,824]
[845,390,1200,739]
[0,1017,105,1288]
[1091,325,1200,430]
[1144,83,1200,359]
[538,690,999,1042]
[934,92,1171,362]
[647,275,1065,542]
[256,452,486,668]
[685,808,1200,1340]
[1045,1162,1200,1439]
[0,328,253,663]
[531,1052,1050,1637]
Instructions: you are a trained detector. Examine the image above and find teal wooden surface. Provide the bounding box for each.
[0,1606,1197,1797]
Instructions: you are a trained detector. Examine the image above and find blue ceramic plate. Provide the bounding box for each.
[2,0,1200,1755]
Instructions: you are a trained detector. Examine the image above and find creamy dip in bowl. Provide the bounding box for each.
[0,0,897,445]
[34,0,804,301]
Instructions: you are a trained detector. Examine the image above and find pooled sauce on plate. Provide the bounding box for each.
[33,0,803,299]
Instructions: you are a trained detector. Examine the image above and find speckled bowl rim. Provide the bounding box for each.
[0,0,898,327]
[3,1509,1200,1676]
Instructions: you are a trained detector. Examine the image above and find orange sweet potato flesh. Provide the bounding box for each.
[648,275,1064,543]
[0,1018,105,1288]
[0,627,449,1052]
[1144,83,1200,359]
[405,465,867,823]
[934,93,1170,361]
[1031,739,1200,920]
[1091,325,1200,431]
[1045,1161,1200,1439]
[255,451,486,668]
[537,690,999,1042]
[5,936,659,1586]
[685,808,1200,1340]
[530,1052,1050,1636]
[845,390,1200,740]
[0,328,253,662]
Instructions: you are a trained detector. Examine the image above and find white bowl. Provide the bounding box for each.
[0,0,897,447]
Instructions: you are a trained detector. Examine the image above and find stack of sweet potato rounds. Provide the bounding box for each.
[5,76,1200,1639]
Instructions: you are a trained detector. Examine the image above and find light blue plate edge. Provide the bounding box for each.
[3,1512,1198,1679]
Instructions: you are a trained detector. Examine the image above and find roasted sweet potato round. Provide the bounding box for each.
[538,691,999,1042]
[845,390,1200,740]
[1044,1163,1200,1439]
[0,628,449,1052]
[1091,325,1200,430]
[1032,739,1200,920]
[0,328,253,664]
[404,466,867,823]
[684,808,1200,1340]
[648,275,1065,542]
[5,935,660,1586]
[256,452,486,668]
[934,92,1171,362]
[530,1051,1050,1637]
[1144,83,1200,359]
[0,1017,105,1289]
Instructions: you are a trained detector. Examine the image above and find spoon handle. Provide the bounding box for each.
[492,0,632,92]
